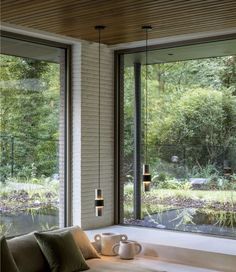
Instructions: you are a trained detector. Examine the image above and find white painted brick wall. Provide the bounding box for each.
[72,41,114,229]
[59,51,66,227]
[71,43,82,226]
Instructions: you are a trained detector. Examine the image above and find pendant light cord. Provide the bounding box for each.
[145,28,148,165]
[95,25,105,190]
[98,28,101,189]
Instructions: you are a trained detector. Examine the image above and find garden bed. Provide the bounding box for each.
[0,189,58,214]
[0,180,59,236]
[124,186,236,237]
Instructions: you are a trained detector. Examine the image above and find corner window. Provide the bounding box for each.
[118,38,236,238]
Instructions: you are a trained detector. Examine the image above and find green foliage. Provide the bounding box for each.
[154,88,235,167]
[124,181,236,230]
[156,178,179,189]
[160,88,230,143]
[0,54,60,182]
[0,223,13,236]
[123,67,135,176]
[219,56,236,92]
[220,177,236,191]
[190,164,219,178]
[124,55,236,180]
[156,172,167,182]
[16,163,37,181]
[0,164,11,183]
[153,176,192,190]
[40,223,59,231]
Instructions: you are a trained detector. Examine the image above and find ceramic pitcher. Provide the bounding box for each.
[94,232,128,256]
[112,240,142,260]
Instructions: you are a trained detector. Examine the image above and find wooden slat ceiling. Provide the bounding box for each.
[1,0,236,45]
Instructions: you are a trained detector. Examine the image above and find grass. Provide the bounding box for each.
[148,188,236,203]
[123,182,236,219]
[124,182,236,203]
[0,177,59,197]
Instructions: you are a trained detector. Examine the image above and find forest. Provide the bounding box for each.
[0,54,60,183]
[124,56,236,184]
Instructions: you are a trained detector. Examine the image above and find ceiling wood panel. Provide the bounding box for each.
[1,0,236,45]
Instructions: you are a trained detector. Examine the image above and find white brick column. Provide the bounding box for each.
[71,43,82,226]
[72,41,114,229]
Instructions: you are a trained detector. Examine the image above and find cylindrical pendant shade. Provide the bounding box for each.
[143,164,150,173]
[143,174,151,182]
[95,188,104,216]
[95,206,103,217]
[143,164,151,192]
[95,188,103,198]
[143,181,151,192]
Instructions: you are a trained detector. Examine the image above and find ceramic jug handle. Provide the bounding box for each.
[112,243,119,255]
[121,234,128,241]
[94,234,101,241]
[135,243,142,254]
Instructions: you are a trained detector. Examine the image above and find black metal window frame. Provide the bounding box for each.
[114,32,236,225]
[0,30,72,227]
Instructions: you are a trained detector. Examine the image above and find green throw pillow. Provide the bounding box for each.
[49,226,100,259]
[0,236,20,272]
[34,231,89,272]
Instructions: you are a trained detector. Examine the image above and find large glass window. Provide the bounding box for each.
[120,39,236,238]
[0,35,68,236]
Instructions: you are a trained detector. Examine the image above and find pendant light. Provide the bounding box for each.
[142,25,152,192]
[95,25,106,216]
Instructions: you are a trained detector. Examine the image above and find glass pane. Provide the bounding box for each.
[0,37,66,236]
[122,41,236,238]
[123,67,135,221]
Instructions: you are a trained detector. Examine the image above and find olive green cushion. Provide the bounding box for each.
[50,226,100,259]
[34,231,89,272]
[0,236,19,272]
[7,232,50,272]
[6,226,98,272]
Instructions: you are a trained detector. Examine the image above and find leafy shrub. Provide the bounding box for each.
[220,177,236,190]
[0,164,12,183]
[190,164,219,179]
[16,163,37,181]
[154,178,179,189]
[177,181,192,190]
[152,168,174,187]
[124,182,133,194]
[157,172,167,182]
[154,88,236,169]
[203,178,220,190]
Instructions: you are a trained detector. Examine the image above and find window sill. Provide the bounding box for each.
[86,225,236,272]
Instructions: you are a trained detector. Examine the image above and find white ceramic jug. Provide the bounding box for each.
[112,240,142,260]
[94,232,128,256]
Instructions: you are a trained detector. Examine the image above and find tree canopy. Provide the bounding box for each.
[124,56,236,177]
[0,54,60,182]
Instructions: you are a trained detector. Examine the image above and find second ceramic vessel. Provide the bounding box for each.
[112,240,142,259]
